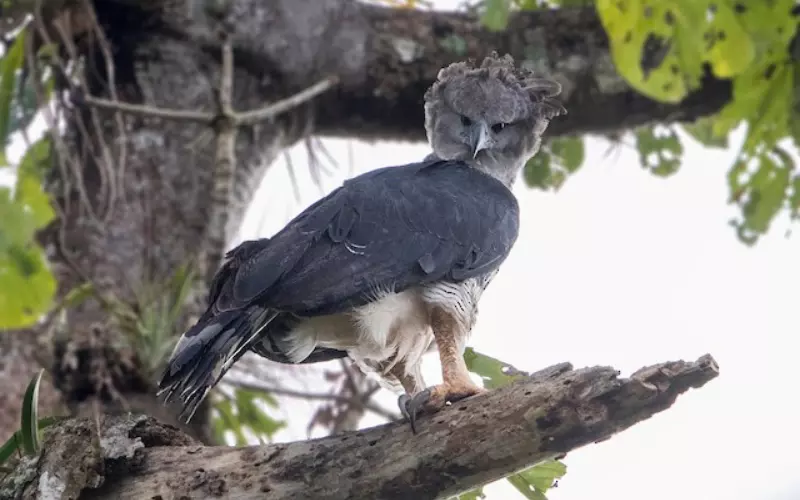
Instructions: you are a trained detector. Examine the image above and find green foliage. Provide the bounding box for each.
[635,125,684,177]
[463,348,567,500]
[482,0,800,244]
[595,0,800,243]
[596,0,795,103]
[458,488,487,499]
[0,136,56,329]
[0,28,26,167]
[524,136,585,191]
[0,370,65,471]
[0,27,59,329]
[507,460,567,500]
[212,389,287,446]
[19,369,43,455]
[482,0,513,31]
[113,262,197,379]
[728,147,795,243]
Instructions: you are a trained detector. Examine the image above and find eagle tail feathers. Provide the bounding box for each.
[157,306,277,421]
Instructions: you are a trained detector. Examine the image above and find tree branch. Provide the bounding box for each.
[2,355,719,499]
[310,5,734,142]
[36,0,735,143]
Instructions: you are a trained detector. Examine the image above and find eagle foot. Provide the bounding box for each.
[398,382,487,434]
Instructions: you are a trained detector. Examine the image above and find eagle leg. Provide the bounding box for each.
[398,308,487,433]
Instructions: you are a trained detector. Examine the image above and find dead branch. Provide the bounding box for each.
[1,355,719,500]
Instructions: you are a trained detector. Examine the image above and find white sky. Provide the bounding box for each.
[237,126,800,500]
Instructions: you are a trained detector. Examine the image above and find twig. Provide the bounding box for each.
[79,96,214,123]
[236,78,338,125]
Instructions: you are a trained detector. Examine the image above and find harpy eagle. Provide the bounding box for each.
[158,53,566,429]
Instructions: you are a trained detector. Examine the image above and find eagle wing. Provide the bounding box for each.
[214,158,520,317]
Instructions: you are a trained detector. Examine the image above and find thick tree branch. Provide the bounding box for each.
[2,355,718,499]
[20,1,736,143]
[311,5,734,142]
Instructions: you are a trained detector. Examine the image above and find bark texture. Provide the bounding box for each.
[0,355,719,500]
[0,0,736,443]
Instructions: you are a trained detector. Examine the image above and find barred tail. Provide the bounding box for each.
[157,306,277,421]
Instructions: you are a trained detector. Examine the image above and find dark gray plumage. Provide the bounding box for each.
[158,52,565,424]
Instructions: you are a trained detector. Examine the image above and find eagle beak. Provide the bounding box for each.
[472,122,492,159]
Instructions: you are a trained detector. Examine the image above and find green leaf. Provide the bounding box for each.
[524,137,586,191]
[729,149,792,243]
[0,188,57,328]
[457,487,487,500]
[790,175,800,220]
[464,347,529,390]
[0,415,64,466]
[15,137,55,228]
[0,431,20,466]
[635,126,683,177]
[0,28,26,165]
[524,151,553,190]
[549,136,585,173]
[20,369,43,455]
[520,460,567,491]
[463,349,569,499]
[481,0,512,31]
[682,118,727,148]
[507,460,568,500]
[703,2,756,79]
[212,389,286,446]
[597,0,706,102]
[597,0,795,104]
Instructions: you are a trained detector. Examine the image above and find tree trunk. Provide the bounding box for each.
[0,356,719,500]
[0,0,738,442]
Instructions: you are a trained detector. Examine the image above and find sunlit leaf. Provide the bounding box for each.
[597,0,706,102]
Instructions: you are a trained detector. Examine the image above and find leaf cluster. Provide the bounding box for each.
[481,0,800,244]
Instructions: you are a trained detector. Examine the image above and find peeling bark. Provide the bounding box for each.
[1,355,719,500]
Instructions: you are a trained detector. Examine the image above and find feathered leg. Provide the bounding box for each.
[399,308,486,432]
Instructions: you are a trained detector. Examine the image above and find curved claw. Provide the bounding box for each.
[398,389,432,434]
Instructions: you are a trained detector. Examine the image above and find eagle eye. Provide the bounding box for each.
[491,122,507,134]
